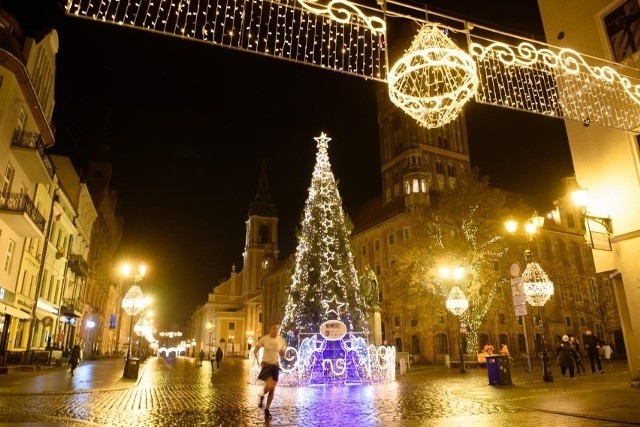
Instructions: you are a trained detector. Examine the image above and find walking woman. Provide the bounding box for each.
[556,335,576,380]
[69,344,82,377]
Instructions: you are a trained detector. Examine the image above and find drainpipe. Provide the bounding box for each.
[25,184,58,358]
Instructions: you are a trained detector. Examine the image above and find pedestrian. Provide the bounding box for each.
[499,343,509,356]
[254,321,286,422]
[69,344,81,377]
[569,335,586,374]
[215,346,223,370]
[198,349,205,366]
[602,343,613,364]
[584,330,605,374]
[556,335,576,379]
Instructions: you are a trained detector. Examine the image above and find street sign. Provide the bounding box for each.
[511,277,527,316]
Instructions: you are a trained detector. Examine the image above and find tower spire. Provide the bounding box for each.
[248,159,277,217]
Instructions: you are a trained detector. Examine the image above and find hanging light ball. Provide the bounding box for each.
[388,23,479,128]
[521,261,554,306]
[445,286,469,316]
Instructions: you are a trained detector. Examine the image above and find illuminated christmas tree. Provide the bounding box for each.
[281,133,368,345]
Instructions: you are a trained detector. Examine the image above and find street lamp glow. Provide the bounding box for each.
[571,188,589,209]
[505,219,518,234]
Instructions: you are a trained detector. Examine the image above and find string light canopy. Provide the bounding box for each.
[388,22,479,129]
[121,285,147,316]
[521,261,554,307]
[64,0,640,132]
[445,286,469,316]
[64,0,386,81]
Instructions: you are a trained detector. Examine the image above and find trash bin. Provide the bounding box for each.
[486,355,512,385]
[125,358,140,379]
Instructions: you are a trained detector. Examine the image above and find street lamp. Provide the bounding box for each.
[207,321,215,360]
[571,188,613,250]
[120,262,148,377]
[521,255,554,382]
[442,266,468,374]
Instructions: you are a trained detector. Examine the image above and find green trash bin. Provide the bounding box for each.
[125,358,140,379]
[486,355,512,385]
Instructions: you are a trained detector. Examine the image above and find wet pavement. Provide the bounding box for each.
[0,356,638,426]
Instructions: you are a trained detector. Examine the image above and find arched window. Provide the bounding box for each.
[499,334,509,348]
[258,225,271,244]
[478,333,490,351]
[518,333,527,353]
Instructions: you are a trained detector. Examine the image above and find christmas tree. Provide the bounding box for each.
[281,133,368,345]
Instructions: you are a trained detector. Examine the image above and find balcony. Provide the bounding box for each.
[60,298,83,318]
[68,254,89,277]
[11,131,55,183]
[0,192,46,237]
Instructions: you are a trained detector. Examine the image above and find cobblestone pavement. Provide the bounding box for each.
[0,357,638,426]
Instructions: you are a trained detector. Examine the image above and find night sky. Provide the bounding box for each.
[9,1,574,327]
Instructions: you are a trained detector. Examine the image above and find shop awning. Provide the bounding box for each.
[1,303,32,319]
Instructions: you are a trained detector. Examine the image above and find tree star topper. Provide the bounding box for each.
[321,295,345,316]
[314,132,331,153]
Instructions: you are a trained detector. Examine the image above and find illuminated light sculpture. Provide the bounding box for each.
[387,23,479,129]
[520,261,554,307]
[521,259,554,382]
[445,282,468,374]
[121,280,147,377]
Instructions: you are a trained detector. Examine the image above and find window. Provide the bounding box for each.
[394,316,401,327]
[447,163,456,177]
[604,0,640,62]
[575,282,583,302]
[498,314,505,325]
[375,264,382,275]
[565,316,572,326]
[580,316,586,326]
[518,333,527,353]
[435,333,448,354]
[436,313,445,323]
[3,239,15,273]
[387,233,395,245]
[435,160,444,174]
[2,164,14,194]
[403,227,411,241]
[410,319,418,327]
[361,245,367,256]
[374,240,380,251]
[228,322,236,331]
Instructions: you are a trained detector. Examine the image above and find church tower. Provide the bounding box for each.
[242,160,279,299]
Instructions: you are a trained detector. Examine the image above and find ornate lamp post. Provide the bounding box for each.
[120,263,148,377]
[207,321,215,360]
[442,266,468,374]
[521,256,554,382]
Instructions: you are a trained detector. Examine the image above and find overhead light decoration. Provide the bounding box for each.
[387,23,479,128]
[520,261,554,307]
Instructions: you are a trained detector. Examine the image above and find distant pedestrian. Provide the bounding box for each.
[499,343,509,356]
[69,344,81,377]
[602,343,613,364]
[584,330,604,374]
[199,349,205,366]
[254,321,286,422]
[556,335,576,379]
[215,346,223,370]
[569,335,586,374]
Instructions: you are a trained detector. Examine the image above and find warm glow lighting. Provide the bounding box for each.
[388,23,478,129]
[121,285,147,316]
[505,219,518,234]
[445,286,469,316]
[571,189,589,209]
[521,261,554,307]
[86,320,95,329]
[524,221,538,235]
[65,0,386,81]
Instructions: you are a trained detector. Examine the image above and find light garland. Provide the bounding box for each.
[520,261,554,307]
[64,0,386,80]
[387,23,479,129]
[469,37,640,132]
[445,286,468,316]
[121,285,147,316]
